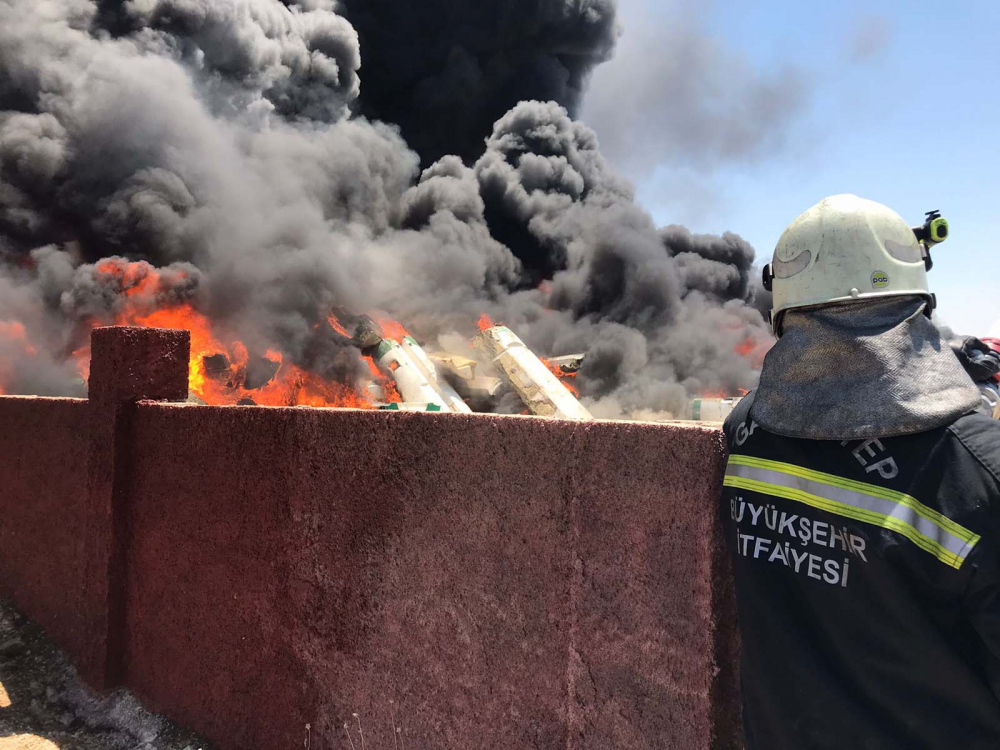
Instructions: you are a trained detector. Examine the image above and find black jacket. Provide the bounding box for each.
[722,393,1000,749]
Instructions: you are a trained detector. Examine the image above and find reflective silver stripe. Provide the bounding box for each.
[726,462,978,566]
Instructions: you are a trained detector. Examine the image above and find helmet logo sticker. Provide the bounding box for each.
[871,271,889,289]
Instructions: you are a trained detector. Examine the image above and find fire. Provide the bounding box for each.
[700,386,752,399]
[0,321,36,355]
[477,313,494,331]
[713,333,769,397]
[55,259,406,409]
[94,258,166,300]
[371,312,409,341]
[734,334,771,370]
[71,344,90,381]
[128,304,222,398]
[364,354,401,404]
[0,321,27,341]
[541,358,580,397]
[0,320,38,393]
[327,313,352,338]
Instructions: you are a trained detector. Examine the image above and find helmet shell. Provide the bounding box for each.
[770,194,932,336]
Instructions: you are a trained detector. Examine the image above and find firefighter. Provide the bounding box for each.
[723,194,1000,749]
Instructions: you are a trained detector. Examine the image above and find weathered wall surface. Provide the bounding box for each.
[0,396,88,657]
[78,325,189,688]
[0,327,738,750]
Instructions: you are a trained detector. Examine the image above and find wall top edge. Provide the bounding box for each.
[0,395,88,404]
[132,399,724,434]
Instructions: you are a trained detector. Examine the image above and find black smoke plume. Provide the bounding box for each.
[0,0,771,416]
[333,0,620,165]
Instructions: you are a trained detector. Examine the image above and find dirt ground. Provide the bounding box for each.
[0,598,212,750]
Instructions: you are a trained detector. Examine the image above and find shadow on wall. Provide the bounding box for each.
[0,326,740,750]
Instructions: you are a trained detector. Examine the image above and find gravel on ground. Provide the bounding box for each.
[0,598,212,750]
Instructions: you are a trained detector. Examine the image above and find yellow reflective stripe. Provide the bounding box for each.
[728,454,976,544]
[724,474,970,569]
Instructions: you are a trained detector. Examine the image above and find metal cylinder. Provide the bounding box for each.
[473,325,592,420]
[399,336,472,414]
[374,338,472,414]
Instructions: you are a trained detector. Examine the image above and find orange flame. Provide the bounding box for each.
[54,260,402,409]
[477,313,494,332]
[0,320,39,393]
[365,354,401,404]
[0,321,35,355]
[371,312,409,342]
[734,335,771,370]
[327,313,352,338]
[541,358,580,397]
[71,344,90,381]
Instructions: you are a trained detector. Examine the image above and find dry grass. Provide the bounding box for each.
[302,704,407,750]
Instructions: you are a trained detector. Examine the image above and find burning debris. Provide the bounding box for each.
[0,0,772,419]
[373,336,471,413]
[427,353,503,403]
[328,311,592,417]
[330,311,472,413]
[474,323,593,421]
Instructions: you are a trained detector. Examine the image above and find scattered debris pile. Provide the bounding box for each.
[302,311,593,418]
[473,323,592,420]
[428,352,503,408]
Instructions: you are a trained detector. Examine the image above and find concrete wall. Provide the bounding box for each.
[0,396,88,658]
[0,326,739,750]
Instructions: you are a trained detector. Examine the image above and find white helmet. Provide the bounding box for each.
[764,194,934,336]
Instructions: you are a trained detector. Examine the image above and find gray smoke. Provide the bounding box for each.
[849,15,893,63]
[581,0,809,179]
[0,0,771,415]
[467,100,769,415]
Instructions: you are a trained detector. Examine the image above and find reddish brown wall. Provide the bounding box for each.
[0,396,89,657]
[78,325,189,687]
[0,327,739,750]
[121,406,736,750]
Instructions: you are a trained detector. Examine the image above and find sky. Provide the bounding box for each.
[582,0,1000,336]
